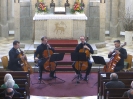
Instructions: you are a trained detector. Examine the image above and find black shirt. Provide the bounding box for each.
[108,48,127,68]
[34,43,55,59]
[8,47,21,70]
[75,43,94,54]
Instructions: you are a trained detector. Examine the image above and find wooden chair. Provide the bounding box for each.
[123,54,132,72]
[1,56,8,70]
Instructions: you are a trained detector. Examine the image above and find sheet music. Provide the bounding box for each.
[101,74,106,77]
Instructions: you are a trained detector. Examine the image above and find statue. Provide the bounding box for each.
[50,0,55,8]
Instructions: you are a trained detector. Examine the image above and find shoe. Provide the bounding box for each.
[38,77,42,80]
[83,76,88,81]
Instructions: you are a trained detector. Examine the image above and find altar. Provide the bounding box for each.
[33,13,87,40]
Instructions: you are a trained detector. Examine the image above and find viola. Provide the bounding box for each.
[103,42,126,72]
[18,48,33,74]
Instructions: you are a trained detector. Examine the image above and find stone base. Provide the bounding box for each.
[0,24,9,37]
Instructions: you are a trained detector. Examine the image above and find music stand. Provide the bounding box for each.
[71,52,88,83]
[49,53,65,84]
[91,56,106,87]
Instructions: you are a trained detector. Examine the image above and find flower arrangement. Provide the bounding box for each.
[71,0,84,13]
[35,0,47,13]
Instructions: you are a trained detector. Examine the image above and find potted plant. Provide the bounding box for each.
[119,6,133,45]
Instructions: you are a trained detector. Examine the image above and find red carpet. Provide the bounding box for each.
[30,72,97,97]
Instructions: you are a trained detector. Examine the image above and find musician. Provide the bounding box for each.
[72,36,94,81]
[108,40,127,72]
[8,40,25,71]
[34,36,55,80]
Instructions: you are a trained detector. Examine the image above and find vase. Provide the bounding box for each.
[125,31,133,45]
[75,11,80,15]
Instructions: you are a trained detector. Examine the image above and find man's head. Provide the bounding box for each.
[13,40,20,49]
[5,88,14,99]
[110,73,118,80]
[5,79,15,88]
[114,40,120,48]
[4,73,13,83]
[41,36,48,44]
[131,81,133,88]
[80,36,86,44]
[128,89,133,99]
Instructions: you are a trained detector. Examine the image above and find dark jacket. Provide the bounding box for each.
[34,43,55,59]
[108,48,127,69]
[0,89,22,98]
[8,47,22,71]
[74,43,94,59]
[105,80,125,88]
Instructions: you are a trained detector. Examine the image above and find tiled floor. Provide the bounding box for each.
[0,36,132,63]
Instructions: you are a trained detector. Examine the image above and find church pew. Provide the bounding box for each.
[98,72,133,99]
[0,71,30,87]
[100,79,132,98]
[102,82,129,99]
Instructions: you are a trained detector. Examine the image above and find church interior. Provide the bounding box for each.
[0,0,133,99]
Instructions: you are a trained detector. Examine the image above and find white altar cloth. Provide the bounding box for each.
[33,13,88,20]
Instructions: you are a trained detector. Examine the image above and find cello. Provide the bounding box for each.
[74,37,90,71]
[18,48,33,74]
[103,42,126,72]
[43,44,56,71]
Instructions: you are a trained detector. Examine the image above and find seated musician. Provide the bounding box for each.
[34,36,55,80]
[108,40,127,72]
[105,73,125,88]
[8,40,25,71]
[72,36,94,81]
[123,81,133,97]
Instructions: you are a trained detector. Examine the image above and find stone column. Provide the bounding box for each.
[87,1,100,42]
[8,0,14,31]
[14,0,20,40]
[0,0,9,37]
[119,0,125,32]
[99,0,105,41]
[105,0,111,31]
[31,0,36,41]
[20,1,33,41]
[109,0,120,37]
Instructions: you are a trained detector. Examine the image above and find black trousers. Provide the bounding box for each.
[72,60,92,76]
[114,65,124,72]
[8,64,23,71]
[38,58,55,78]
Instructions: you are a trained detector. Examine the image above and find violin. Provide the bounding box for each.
[18,48,33,74]
[43,44,56,71]
[103,42,126,72]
